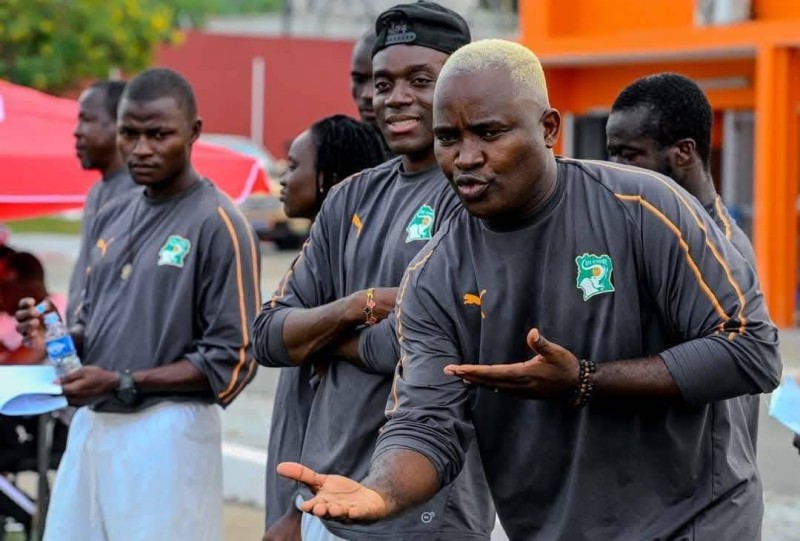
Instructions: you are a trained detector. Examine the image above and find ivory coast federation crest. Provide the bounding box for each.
[575,253,614,301]
[158,235,191,268]
[405,205,435,243]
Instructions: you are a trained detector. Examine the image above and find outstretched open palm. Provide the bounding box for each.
[277,462,388,523]
[444,328,580,399]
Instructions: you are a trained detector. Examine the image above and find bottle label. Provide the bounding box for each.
[46,336,78,360]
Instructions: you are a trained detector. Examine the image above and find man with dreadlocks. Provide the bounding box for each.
[263,115,386,538]
[253,2,495,540]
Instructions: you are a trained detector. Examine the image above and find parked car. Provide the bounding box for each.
[199,134,309,250]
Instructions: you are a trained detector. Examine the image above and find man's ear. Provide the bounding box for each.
[669,138,697,167]
[190,117,203,144]
[542,108,561,149]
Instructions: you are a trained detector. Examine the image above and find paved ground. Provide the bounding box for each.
[7,233,800,540]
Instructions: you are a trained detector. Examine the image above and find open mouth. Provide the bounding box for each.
[455,176,490,202]
[385,115,420,135]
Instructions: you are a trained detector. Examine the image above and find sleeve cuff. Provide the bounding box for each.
[660,337,745,405]
[253,308,297,368]
[374,421,464,488]
[358,321,400,375]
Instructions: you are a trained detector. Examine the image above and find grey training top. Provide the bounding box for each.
[253,158,495,540]
[78,179,261,413]
[265,338,315,526]
[376,159,781,541]
[705,195,762,456]
[67,168,137,326]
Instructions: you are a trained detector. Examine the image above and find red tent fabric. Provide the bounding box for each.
[0,80,269,221]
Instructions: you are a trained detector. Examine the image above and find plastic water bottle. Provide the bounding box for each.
[41,310,82,378]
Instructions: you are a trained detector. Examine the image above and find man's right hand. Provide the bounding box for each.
[262,507,302,541]
[276,462,388,523]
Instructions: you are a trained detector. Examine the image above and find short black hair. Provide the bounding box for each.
[310,114,386,196]
[611,73,713,167]
[6,252,45,284]
[122,67,197,121]
[88,79,127,120]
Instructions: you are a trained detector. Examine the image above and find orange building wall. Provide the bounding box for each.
[522,0,800,326]
[157,32,357,158]
[544,58,755,116]
[753,0,800,21]
[544,0,800,38]
[548,0,692,38]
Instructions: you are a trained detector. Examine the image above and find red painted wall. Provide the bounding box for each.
[156,32,357,158]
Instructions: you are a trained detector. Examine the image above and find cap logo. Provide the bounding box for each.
[385,20,416,45]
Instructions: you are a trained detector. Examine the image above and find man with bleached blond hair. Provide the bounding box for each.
[278,39,780,541]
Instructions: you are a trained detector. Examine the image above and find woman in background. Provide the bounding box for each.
[264,114,387,540]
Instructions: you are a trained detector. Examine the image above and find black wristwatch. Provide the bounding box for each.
[115,370,139,406]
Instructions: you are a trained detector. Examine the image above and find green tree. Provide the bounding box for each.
[172,0,283,28]
[0,0,179,93]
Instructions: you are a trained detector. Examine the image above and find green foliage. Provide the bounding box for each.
[172,0,283,26]
[7,216,82,235]
[0,0,179,93]
[0,0,284,93]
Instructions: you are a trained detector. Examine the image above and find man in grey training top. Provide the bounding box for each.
[17,68,260,541]
[279,39,781,541]
[67,79,136,325]
[263,26,390,536]
[253,2,495,540]
[606,71,763,460]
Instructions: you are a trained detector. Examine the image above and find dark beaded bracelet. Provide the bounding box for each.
[571,358,597,409]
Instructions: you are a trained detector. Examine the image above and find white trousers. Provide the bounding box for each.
[43,401,222,541]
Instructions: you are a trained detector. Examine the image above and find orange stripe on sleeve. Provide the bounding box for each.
[216,206,250,402]
[714,196,733,241]
[221,194,262,310]
[592,161,747,335]
[386,250,434,416]
[270,238,311,308]
[222,359,257,407]
[615,194,730,331]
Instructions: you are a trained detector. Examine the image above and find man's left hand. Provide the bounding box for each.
[60,366,120,405]
[444,328,580,399]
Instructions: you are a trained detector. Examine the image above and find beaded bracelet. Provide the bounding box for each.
[571,358,596,409]
[363,287,378,326]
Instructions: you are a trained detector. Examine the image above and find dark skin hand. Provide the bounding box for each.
[44,357,208,406]
[277,462,388,523]
[445,328,681,402]
[14,297,70,355]
[278,331,682,525]
[445,328,579,398]
[262,505,302,541]
[277,449,438,523]
[15,297,209,405]
[59,365,120,406]
[281,286,398,365]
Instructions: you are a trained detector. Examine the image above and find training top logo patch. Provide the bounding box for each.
[575,253,615,301]
[158,235,191,268]
[405,205,435,242]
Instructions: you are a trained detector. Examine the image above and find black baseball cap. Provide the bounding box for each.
[372,1,471,58]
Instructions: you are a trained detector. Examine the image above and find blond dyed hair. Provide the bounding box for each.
[440,39,549,103]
